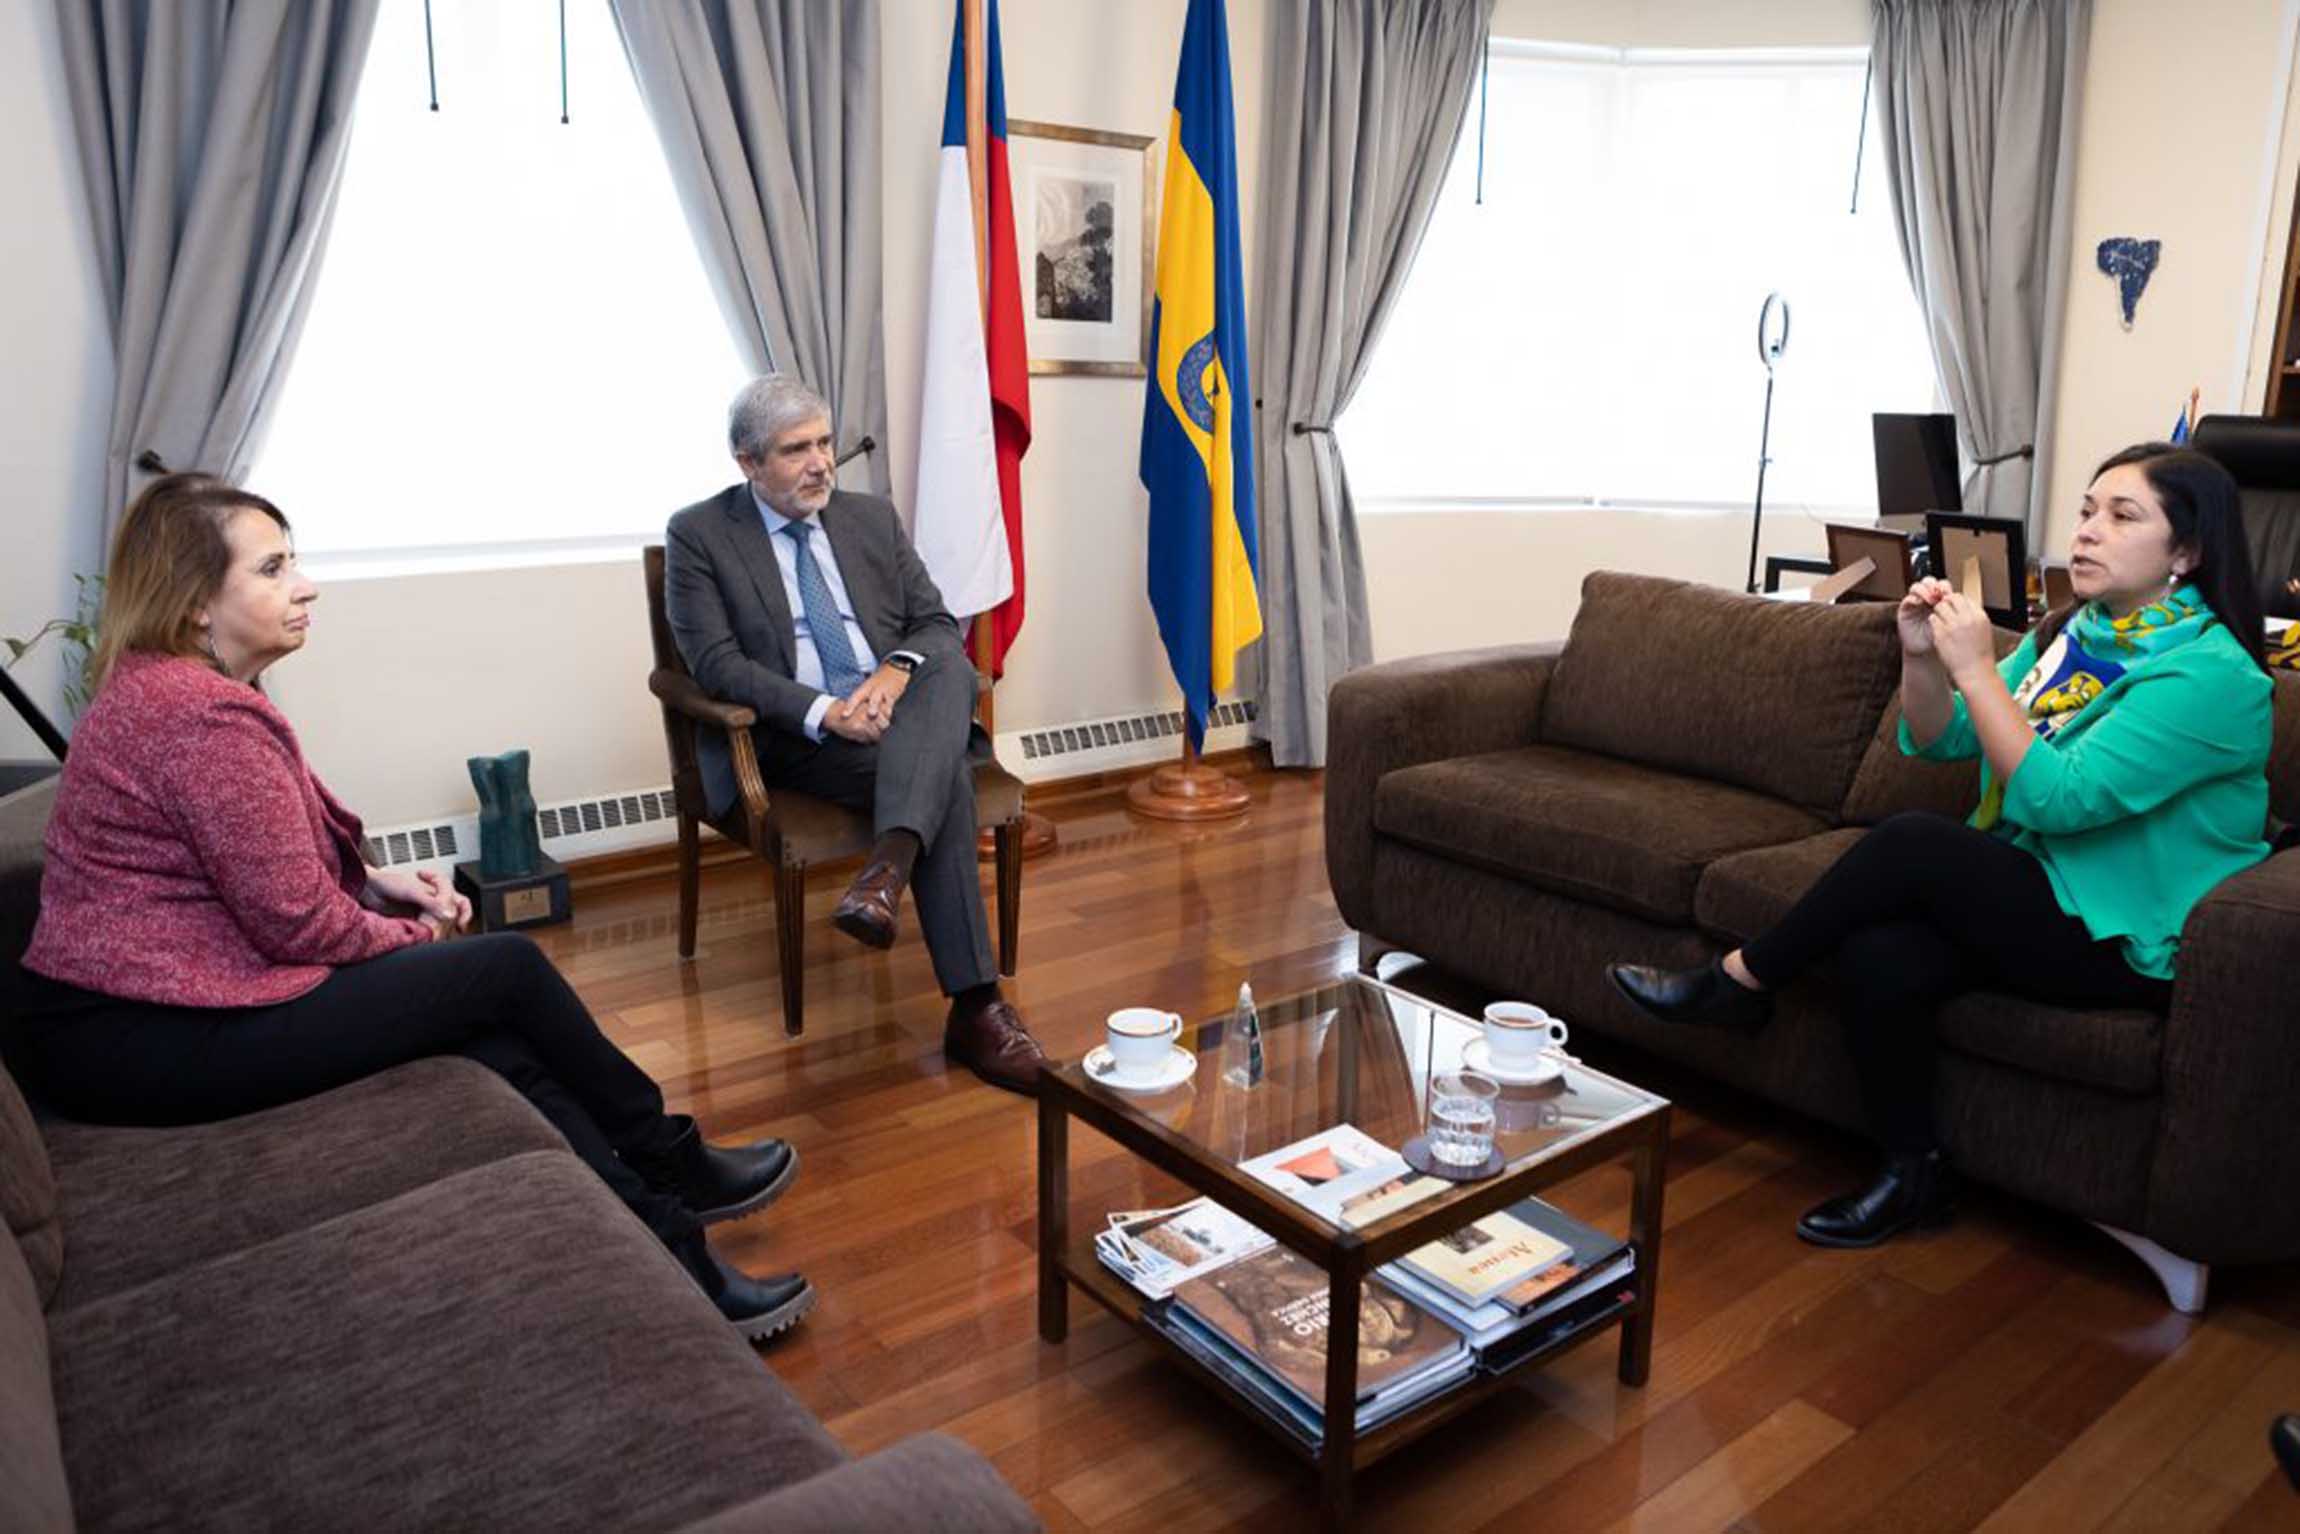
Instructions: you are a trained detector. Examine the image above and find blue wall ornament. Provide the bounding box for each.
[2097,237,2161,330]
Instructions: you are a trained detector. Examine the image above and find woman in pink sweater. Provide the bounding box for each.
[12,475,810,1342]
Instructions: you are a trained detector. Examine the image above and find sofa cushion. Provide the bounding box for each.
[0,776,57,977]
[1839,694,1988,827]
[1933,995,2163,1097]
[1698,832,2163,1095]
[0,1227,72,1532]
[43,1055,570,1312]
[1541,572,1901,816]
[1377,745,1829,924]
[50,1151,847,1533]
[0,1060,61,1310]
[1694,828,1868,945]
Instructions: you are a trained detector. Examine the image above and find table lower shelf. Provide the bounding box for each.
[1051,1240,1641,1472]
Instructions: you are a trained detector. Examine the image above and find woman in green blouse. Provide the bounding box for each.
[1611,444,2274,1247]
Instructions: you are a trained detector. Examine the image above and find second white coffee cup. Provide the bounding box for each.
[1106,1007,1183,1078]
[1482,1000,1567,1066]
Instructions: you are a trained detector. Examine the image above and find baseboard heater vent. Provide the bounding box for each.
[996,698,1257,784]
[364,782,680,875]
[361,698,1260,871]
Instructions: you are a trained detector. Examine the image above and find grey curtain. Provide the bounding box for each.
[610,0,888,495]
[1874,0,2088,536]
[55,0,383,534]
[1249,0,1494,767]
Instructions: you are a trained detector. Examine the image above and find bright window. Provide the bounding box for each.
[1340,43,1938,516]
[252,0,748,570]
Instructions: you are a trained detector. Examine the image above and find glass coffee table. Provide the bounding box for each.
[1036,971,1670,1529]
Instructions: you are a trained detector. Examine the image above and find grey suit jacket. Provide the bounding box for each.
[664,484,965,817]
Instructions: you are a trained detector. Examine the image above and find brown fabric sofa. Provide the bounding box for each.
[0,778,1037,1533]
[1328,571,2300,1308]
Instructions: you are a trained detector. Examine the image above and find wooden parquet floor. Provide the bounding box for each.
[534,766,2300,1532]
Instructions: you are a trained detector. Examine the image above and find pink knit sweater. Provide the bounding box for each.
[23,652,431,1007]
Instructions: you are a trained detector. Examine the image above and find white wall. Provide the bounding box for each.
[8,0,2299,819]
[2039,0,2300,553]
[0,2,111,762]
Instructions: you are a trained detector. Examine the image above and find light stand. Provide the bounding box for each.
[1744,292,1792,593]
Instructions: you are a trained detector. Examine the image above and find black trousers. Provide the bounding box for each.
[754,649,998,996]
[8,933,696,1242]
[1739,812,2171,1153]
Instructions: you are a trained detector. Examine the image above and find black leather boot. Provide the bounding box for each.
[672,1230,815,1343]
[626,1120,799,1224]
[1796,1151,1956,1248]
[1607,958,1773,1034]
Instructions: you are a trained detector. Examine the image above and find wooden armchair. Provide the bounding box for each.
[642,546,1024,1036]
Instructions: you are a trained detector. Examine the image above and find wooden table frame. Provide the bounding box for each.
[1036,1005,1670,1529]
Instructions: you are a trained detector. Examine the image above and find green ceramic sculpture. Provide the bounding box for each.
[469,749,542,878]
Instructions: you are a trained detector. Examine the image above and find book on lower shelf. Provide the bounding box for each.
[1155,1244,1475,1445]
[1174,1245,1469,1402]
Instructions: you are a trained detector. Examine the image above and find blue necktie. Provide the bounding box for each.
[782,522,868,699]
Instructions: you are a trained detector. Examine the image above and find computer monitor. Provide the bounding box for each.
[1873,413,1962,531]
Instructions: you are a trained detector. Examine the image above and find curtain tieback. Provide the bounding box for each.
[1971,443,2034,467]
[1290,422,1334,436]
[836,434,877,467]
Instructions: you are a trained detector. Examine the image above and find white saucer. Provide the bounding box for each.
[1463,1038,1564,1086]
[1083,1043,1197,1094]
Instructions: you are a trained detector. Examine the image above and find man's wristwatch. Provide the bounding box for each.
[884,651,922,675]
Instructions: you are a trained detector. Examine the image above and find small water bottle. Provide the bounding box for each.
[1222,981,1264,1088]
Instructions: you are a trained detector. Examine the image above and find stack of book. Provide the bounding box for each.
[1381,1198,1635,1369]
[1095,1123,1637,1439]
[1153,1245,1474,1447]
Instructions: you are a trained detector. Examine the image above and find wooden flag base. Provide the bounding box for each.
[978,810,1058,862]
[1127,741,1250,822]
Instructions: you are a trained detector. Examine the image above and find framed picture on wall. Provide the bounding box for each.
[1007,118,1156,376]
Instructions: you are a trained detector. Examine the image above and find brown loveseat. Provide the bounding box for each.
[1328,572,2300,1310]
[0,778,1038,1532]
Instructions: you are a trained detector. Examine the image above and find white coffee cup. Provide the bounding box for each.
[1106,1007,1183,1079]
[1482,1001,1567,1068]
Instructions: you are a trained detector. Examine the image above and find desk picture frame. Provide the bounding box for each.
[1925,512,2029,630]
[1822,524,1915,602]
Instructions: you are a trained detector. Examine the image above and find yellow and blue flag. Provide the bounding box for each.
[1141,0,1260,751]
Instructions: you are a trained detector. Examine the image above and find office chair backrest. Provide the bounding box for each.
[2191,415,2300,619]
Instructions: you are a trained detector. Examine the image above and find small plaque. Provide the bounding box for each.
[503,886,553,924]
[453,854,571,933]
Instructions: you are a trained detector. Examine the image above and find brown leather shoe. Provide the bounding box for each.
[944,994,1046,1096]
[832,858,904,950]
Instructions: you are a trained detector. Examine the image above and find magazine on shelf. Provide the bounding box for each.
[1399,1209,1571,1308]
[1492,1196,1632,1312]
[1093,1197,1273,1300]
[1382,1249,1636,1350]
[1152,1305,1478,1446]
[1479,1281,1640,1375]
[1238,1124,1449,1227]
[1171,1244,1469,1410]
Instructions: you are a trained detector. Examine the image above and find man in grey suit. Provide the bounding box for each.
[663,375,1045,1094]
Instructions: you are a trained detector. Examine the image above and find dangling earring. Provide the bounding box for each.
[196,624,219,664]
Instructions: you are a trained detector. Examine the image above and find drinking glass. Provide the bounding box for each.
[1428,1070,1500,1167]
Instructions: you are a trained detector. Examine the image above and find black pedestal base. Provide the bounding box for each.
[453,854,571,932]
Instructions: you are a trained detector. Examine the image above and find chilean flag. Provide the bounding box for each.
[912,0,1031,675]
